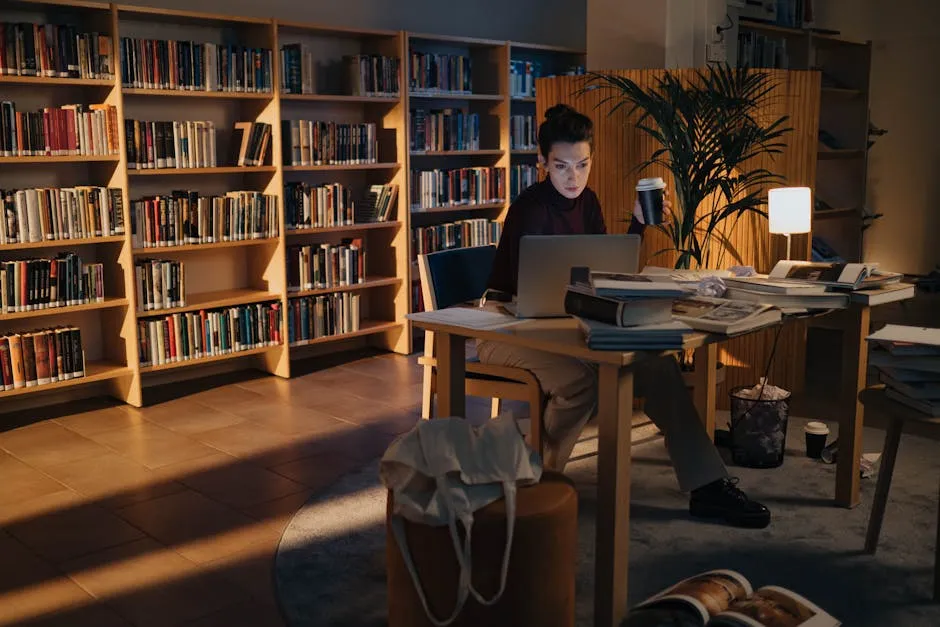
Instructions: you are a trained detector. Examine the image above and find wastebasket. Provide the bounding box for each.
[728,380,791,468]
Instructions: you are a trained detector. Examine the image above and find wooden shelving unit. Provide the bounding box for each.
[738,18,873,262]
[0,0,583,413]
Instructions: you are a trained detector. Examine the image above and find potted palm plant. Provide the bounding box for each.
[580,63,793,270]
[580,64,794,384]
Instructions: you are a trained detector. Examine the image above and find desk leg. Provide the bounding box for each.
[594,363,633,627]
[436,331,467,419]
[836,305,870,508]
[692,344,718,440]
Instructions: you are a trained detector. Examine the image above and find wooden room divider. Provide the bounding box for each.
[534,69,821,405]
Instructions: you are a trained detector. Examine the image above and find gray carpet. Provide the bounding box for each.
[275,416,940,626]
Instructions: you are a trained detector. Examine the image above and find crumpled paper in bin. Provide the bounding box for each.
[733,377,791,402]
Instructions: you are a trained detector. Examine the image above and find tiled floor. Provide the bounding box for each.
[0,348,455,627]
[1,291,936,627]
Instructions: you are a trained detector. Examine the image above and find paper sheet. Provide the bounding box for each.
[406,308,523,330]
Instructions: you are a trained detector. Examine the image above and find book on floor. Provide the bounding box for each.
[622,569,840,627]
[671,296,782,336]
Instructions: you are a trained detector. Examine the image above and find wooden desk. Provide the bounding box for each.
[408,302,880,625]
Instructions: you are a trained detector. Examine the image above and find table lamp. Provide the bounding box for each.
[768,186,812,260]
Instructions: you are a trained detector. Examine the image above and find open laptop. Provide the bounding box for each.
[505,234,641,318]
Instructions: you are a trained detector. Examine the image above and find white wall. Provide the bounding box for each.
[119,0,587,49]
[815,0,940,275]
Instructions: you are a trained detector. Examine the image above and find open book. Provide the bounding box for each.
[625,570,839,627]
[766,260,901,290]
[672,296,781,336]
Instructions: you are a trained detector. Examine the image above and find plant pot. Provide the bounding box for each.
[681,361,726,389]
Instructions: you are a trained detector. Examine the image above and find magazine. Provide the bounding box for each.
[672,297,782,335]
[626,569,840,627]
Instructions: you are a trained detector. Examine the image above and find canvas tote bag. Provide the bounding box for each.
[379,412,543,626]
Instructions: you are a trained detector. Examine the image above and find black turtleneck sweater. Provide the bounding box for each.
[486,179,645,295]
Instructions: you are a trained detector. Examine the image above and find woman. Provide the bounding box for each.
[479,104,771,529]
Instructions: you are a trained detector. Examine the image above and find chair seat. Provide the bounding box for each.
[419,355,541,387]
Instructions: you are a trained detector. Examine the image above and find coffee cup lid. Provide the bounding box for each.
[636,177,666,191]
[804,421,830,435]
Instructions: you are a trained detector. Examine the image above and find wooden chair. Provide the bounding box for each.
[417,245,545,454]
[860,384,940,601]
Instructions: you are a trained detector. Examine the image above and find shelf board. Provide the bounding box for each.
[1,297,128,322]
[511,96,536,103]
[0,362,131,400]
[411,201,505,214]
[289,276,401,299]
[136,289,280,318]
[115,4,271,26]
[407,32,505,47]
[507,41,585,55]
[276,19,399,38]
[122,88,274,99]
[283,163,399,172]
[280,93,400,103]
[511,149,538,155]
[738,19,809,36]
[822,87,865,96]
[139,344,281,374]
[132,238,278,254]
[0,235,125,252]
[127,166,276,176]
[286,221,401,235]
[815,207,861,219]
[289,320,400,349]
[0,154,119,164]
[0,75,115,87]
[817,149,866,160]
[409,92,504,102]
[410,149,503,157]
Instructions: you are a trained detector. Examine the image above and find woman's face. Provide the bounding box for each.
[541,141,592,199]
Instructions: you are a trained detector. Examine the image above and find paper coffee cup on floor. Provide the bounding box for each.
[804,421,829,459]
[636,177,666,225]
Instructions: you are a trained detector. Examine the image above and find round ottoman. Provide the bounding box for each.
[386,471,578,627]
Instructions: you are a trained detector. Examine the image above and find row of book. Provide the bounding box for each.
[408,51,472,94]
[737,32,790,70]
[0,102,119,157]
[119,38,274,93]
[137,301,282,368]
[0,327,85,391]
[867,325,940,417]
[410,166,506,211]
[279,48,400,97]
[134,259,184,313]
[286,239,365,292]
[128,191,279,249]
[280,119,378,166]
[510,164,538,201]
[0,186,125,245]
[287,291,360,345]
[124,119,217,170]
[508,59,585,98]
[411,218,501,259]
[1,255,104,313]
[0,22,114,79]
[510,114,536,150]
[410,108,480,153]
[283,181,354,230]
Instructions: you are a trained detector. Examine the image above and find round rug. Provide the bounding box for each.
[275,417,940,627]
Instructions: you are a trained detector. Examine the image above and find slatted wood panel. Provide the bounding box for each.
[536,69,821,404]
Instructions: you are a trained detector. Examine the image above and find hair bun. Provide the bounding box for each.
[544,104,577,121]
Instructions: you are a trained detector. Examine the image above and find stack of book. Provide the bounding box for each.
[566,267,784,350]
[722,260,912,309]
[866,325,940,417]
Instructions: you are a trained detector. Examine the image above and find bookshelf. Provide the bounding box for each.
[0,0,582,413]
[737,17,873,263]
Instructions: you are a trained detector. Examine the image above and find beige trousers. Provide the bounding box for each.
[476,339,728,493]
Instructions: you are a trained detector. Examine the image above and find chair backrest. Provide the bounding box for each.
[417,245,497,312]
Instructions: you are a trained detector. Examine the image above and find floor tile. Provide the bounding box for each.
[178,461,308,509]
[0,488,85,527]
[131,398,248,436]
[179,602,284,627]
[0,421,112,469]
[190,422,298,459]
[114,490,281,565]
[41,452,175,508]
[0,451,69,510]
[87,422,221,470]
[60,538,240,627]
[5,503,144,564]
[54,406,146,438]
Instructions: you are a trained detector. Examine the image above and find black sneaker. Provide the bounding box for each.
[689,477,771,529]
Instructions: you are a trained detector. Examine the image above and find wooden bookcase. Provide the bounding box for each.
[737,18,873,263]
[0,0,581,413]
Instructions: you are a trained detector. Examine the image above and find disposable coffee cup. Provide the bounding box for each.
[804,421,830,459]
[636,177,666,225]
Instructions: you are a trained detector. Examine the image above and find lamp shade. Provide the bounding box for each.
[768,187,812,234]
